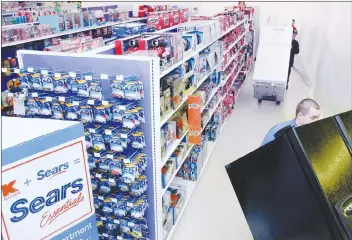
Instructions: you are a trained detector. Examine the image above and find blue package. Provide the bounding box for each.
[79,105,94,123]
[64,102,80,120]
[94,105,112,123]
[26,97,40,115]
[85,131,93,149]
[18,73,31,89]
[110,160,123,176]
[111,106,124,123]
[53,75,69,93]
[98,158,111,172]
[76,79,89,97]
[111,80,125,99]
[108,136,123,153]
[30,73,43,90]
[92,133,106,151]
[42,74,54,91]
[89,80,103,100]
[124,80,144,100]
[99,178,112,194]
[51,102,64,120]
[37,96,52,116]
[88,155,98,170]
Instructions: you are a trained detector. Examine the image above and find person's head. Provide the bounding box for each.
[292,19,295,25]
[293,29,298,39]
[295,98,321,126]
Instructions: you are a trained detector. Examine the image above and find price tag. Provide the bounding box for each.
[120,133,128,139]
[14,68,20,74]
[128,222,135,227]
[59,96,65,102]
[119,105,126,110]
[73,101,79,106]
[89,128,96,133]
[41,70,48,75]
[2,68,7,72]
[116,237,123,240]
[107,154,114,159]
[101,217,106,221]
[27,67,34,73]
[101,73,108,79]
[123,158,131,164]
[96,173,102,178]
[102,233,108,237]
[69,72,76,78]
[102,101,109,106]
[98,195,104,200]
[8,92,14,97]
[87,99,95,105]
[54,73,61,78]
[116,74,124,81]
[108,178,115,183]
[113,219,119,224]
[105,130,112,135]
[46,97,52,101]
[32,92,38,97]
[85,75,92,80]
[94,152,101,157]
[13,96,26,116]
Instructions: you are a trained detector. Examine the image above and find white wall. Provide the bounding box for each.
[81,1,352,116]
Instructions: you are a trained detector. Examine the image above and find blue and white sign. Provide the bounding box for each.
[2,119,98,240]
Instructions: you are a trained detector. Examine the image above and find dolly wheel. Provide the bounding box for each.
[276,101,281,105]
[258,99,262,103]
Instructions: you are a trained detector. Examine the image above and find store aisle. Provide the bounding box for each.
[172,70,310,240]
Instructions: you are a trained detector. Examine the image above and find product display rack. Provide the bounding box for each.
[1,18,146,48]
[2,5,256,240]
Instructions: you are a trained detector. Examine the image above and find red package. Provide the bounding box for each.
[179,8,189,23]
[147,12,170,30]
[169,10,180,26]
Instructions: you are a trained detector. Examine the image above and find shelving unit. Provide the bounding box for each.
[160,19,245,78]
[2,17,146,48]
[9,8,253,240]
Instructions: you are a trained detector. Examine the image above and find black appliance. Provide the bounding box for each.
[226,110,352,240]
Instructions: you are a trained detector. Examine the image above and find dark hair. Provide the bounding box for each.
[296,98,320,117]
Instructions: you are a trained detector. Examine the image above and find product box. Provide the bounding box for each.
[115,35,141,55]
[188,95,202,144]
[147,11,170,30]
[179,8,189,23]
[1,117,98,240]
[139,33,183,70]
[169,10,180,26]
[111,23,147,38]
[182,33,197,54]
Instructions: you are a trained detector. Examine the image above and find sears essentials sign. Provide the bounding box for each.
[1,138,97,240]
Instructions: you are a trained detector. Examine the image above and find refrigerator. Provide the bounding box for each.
[226,110,352,240]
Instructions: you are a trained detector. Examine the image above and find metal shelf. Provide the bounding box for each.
[2,18,146,48]
[159,19,245,78]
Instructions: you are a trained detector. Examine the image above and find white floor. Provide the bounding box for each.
[172,69,310,240]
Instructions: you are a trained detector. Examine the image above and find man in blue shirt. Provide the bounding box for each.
[261,98,321,146]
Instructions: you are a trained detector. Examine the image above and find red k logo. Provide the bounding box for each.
[2,180,18,197]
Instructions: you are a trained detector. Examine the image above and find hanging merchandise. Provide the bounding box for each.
[4,66,150,240]
[1,4,257,240]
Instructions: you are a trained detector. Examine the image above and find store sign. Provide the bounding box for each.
[1,139,97,240]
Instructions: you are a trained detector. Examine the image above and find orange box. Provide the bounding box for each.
[188,95,201,144]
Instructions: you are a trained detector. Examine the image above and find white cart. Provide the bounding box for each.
[253,26,292,105]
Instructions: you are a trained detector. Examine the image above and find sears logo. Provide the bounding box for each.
[37,162,69,181]
[9,178,84,225]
